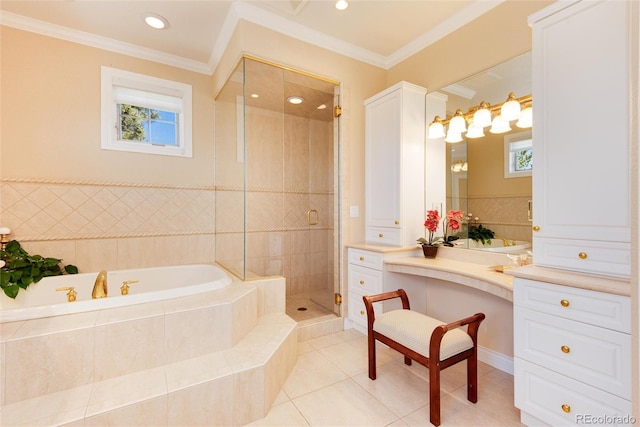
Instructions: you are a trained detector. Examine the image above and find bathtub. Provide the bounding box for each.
[0,264,232,323]
[454,238,532,253]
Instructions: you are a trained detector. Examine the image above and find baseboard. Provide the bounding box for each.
[478,345,514,375]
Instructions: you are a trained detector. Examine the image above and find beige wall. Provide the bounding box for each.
[0,27,216,271]
[387,1,554,92]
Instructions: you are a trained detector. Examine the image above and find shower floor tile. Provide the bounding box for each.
[286,294,333,322]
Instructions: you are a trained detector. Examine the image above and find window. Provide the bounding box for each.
[504,130,532,178]
[101,67,192,157]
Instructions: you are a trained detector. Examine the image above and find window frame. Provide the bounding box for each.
[101,66,192,157]
[504,130,532,179]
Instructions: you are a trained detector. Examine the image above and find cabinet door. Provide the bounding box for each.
[531,0,631,243]
[365,90,401,229]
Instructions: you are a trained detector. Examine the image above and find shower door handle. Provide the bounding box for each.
[307,209,318,225]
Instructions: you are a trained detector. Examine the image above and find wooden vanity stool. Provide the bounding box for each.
[363,289,485,426]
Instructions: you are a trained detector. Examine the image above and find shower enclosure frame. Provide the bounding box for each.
[214,55,343,319]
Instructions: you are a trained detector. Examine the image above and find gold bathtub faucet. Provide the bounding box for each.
[496,237,516,247]
[92,270,108,299]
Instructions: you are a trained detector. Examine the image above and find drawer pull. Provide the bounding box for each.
[578,252,587,259]
[379,233,384,238]
[359,280,365,285]
[561,404,571,413]
[360,310,365,315]
[360,256,365,261]
[560,299,570,307]
[561,345,571,354]
[532,225,540,231]
[394,220,399,225]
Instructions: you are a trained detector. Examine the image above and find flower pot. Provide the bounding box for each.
[422,245,438,259]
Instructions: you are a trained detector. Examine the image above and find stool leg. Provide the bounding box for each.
[467,351,478,403]
[368,333,377,380]
[429,362,441,427]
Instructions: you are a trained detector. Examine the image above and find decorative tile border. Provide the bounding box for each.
[0,178,215,241]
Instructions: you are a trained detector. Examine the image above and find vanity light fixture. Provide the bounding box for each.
[516,106,533,128]
[287,96,304,105]
[489,115,511,134]
[427,93,532,141]
[501,92,522,121]
[143,13,169,30]
[465,120,485,138]
[335,0,349,11]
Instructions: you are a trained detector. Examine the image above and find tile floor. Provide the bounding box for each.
[247,328,524,427]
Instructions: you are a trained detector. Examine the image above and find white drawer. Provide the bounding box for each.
[514,308,631,399]
[348,264,383,295]
[515,358,632,427]
[533,237,630,279]
[514,279,631,333]
[348,289,382,328]
[348,248,384,270]
[365,226,401,246]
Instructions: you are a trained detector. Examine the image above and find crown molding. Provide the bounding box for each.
[385,0,507,69]
[1,0,507,74]
[0,11,211,75]
[232,2,388,69]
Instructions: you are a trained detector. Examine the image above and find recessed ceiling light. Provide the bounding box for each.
[251,93,259,98]
[143,13,169,30]
[317,104,327,110]
[287,96,304,105]
[335,0,349,11]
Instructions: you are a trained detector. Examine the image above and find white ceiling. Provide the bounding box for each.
[0,0,507,74]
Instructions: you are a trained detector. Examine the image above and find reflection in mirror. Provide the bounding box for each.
[439,52,533,254]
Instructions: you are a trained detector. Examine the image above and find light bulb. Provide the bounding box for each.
[490,115,511,134]
[516,107,533,128]
[427,116,445,139]
[473,102,492,128]
[448,110,467,133]
[501,93,521,121]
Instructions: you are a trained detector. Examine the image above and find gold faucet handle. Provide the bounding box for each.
[120,280,139,295]
[56,287,77,302]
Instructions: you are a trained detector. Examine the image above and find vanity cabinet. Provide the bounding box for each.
[364,81,426,247]
[513,278,631,426]
[347,246,420,333]
[529,0,634,278]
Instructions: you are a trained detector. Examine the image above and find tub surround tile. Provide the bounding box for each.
[94,315,166,381]
[0,383,92,427]
[164,351,233,393]
[83,395,168,427]
[75,239,119,272]
[232,366,266,425]
[5,310,99,340]
[4,327,95,403]
[0,342,4,406]
[0,320,24,342]
[164,305,232,363]
[167,378,234,426]
[94,299,165,326]
[85,366,167,418]
[231,287,258,345]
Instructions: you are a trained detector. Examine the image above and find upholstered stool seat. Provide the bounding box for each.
[363,289,485,427]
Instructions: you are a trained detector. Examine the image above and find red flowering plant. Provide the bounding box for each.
[417,209,464,248]
[417,209,443,247]
[442,209,463,246]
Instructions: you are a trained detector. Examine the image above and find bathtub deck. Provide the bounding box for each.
[0,277,298,426]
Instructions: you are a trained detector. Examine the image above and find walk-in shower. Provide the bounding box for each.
[214,56,341,322]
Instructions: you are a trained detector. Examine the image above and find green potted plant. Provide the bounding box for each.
[0,240,78,299]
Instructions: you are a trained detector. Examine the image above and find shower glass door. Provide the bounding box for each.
[215,57,340,320]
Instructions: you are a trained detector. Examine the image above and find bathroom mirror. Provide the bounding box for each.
[441,52,533,254]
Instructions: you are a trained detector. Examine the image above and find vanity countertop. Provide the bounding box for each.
[504,264,631,297]
[384,256,514,302]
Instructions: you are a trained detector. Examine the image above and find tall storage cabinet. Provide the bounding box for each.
[514,1,637,425]
[530,0,633,278]
[364,81,426,247]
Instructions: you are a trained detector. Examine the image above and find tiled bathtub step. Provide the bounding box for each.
[0,312,298,427]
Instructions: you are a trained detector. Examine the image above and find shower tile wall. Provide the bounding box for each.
[215,104,334,298]
[0,180,215,272]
